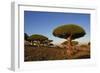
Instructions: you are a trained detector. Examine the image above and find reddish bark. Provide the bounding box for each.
[66,35,73,58]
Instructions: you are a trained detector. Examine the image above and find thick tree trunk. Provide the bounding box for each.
[67,36,72,50]
[66,35,73,58]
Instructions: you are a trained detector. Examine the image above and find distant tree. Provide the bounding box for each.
[42,40,53,46]
[28,34,51,47]
[24,33,29,41]
[62,41,78,46]
[53,24,86,57]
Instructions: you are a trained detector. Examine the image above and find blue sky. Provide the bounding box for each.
[24,11,90,45]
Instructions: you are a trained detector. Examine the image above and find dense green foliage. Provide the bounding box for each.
[28,34,48,41]
[53,24,86,39]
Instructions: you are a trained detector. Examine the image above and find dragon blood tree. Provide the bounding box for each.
[53,24,86,57]
[28,34,52,47]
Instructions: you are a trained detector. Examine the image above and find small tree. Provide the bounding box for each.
[62,41,78,46]
[53,24,86,57]
[24,33,29,41]
[28,34,49,46]
[42,40,53,46]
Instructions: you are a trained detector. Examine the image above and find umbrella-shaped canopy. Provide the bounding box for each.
[28,34,48,41]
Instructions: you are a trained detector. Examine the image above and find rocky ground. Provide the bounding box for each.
[24,45,90,62]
